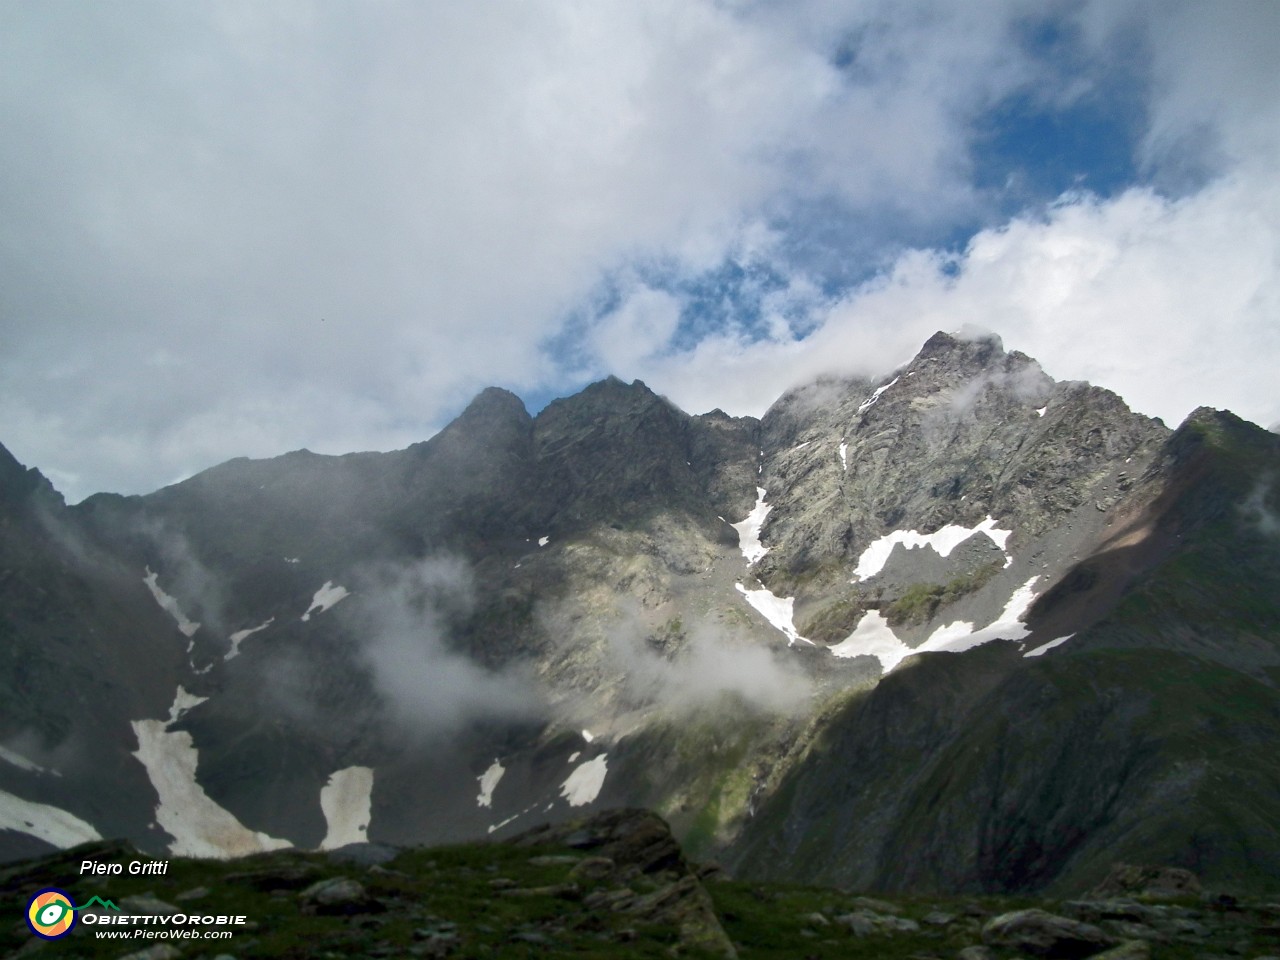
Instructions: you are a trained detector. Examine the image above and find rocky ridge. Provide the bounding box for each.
[2,330,1280,900]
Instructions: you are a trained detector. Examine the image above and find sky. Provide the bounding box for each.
[2,0,1277,503]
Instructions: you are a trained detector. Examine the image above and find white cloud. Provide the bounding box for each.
[589,284,683,375]
[641,169,1280,433]
[0,2,1276,497]
[351,557,544,737]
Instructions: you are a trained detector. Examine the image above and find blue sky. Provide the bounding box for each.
[1,1,1277,501]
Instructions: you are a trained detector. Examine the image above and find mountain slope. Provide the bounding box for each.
[3,330,1279,897]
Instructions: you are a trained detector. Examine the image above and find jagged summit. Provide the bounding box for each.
[0,441,62,508]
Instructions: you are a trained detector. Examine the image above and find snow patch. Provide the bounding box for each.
[917,575,1041,655]
[736,582,814,647]
[131,688,291,858]
[488,815,520,834]
[167,686,208,725]
[0,745,58,777]
[857,376,900,415]
[226,618,273,661]
[731,487,772,564]
[838,439,848,472]
[829,611,913,670]
[1035,406,1047,418]
[143,567,201,637]
[0,788,100,849]
[831,576,1041,672]
[567,751,581,764]
[581,729,595,743]
[319,766,373,849]
[301,581,350,621]
[560,754,608,807]
[487,809,528,835]
[285,557,300,564]
[538,536,550,547]
[1025,633,1075,658]
[476,760,505,809]
[851,516,1013,582]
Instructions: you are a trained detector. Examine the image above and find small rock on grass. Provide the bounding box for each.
[568,856,615,880]
[1089,941,1151,960]
[298,876,386,915]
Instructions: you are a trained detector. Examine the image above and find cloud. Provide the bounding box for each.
[602,603,813,715]
[0,2,1276,499]
[1241,478,1280,539]
[350,557,544,738]
[638,169,1280,433]
[589,283,683,375]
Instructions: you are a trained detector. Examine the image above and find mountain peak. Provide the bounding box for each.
[458,386,532,425]
[591,375,654,395]
[0,441,62,509]
[916,328,1005,363]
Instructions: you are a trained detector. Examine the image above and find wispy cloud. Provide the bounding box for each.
[350,557,544,738]
[598,601,814,715]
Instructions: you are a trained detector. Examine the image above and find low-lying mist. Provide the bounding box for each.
[351,557,545,739]
[597,600,814,716]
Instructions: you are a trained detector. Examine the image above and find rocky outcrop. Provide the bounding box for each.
[512,809,738,957]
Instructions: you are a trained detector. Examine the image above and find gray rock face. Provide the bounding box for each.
[754,331,1167,632]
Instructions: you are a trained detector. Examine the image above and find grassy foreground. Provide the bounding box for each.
[3,809,1279,959]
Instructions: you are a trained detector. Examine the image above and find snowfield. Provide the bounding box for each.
[1025,633,1075,657]
[832,576,1041,672]
[857,376,900,415]
[736,582,813,647]
[142,567,201,637]
[731,487,772,564]
[0,788,100,848]
[319,766,374,849]
[560,754,608,807]
[851,516,1014,582]
[301,581,350,621]
[0,744,57,776]
[476,760,505,809]
[131,687,291,858]
[226,617,273,660]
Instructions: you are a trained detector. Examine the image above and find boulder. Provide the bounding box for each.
[298,877,385,916]
[1091,864,1202,899]
[982,908,1116,958]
